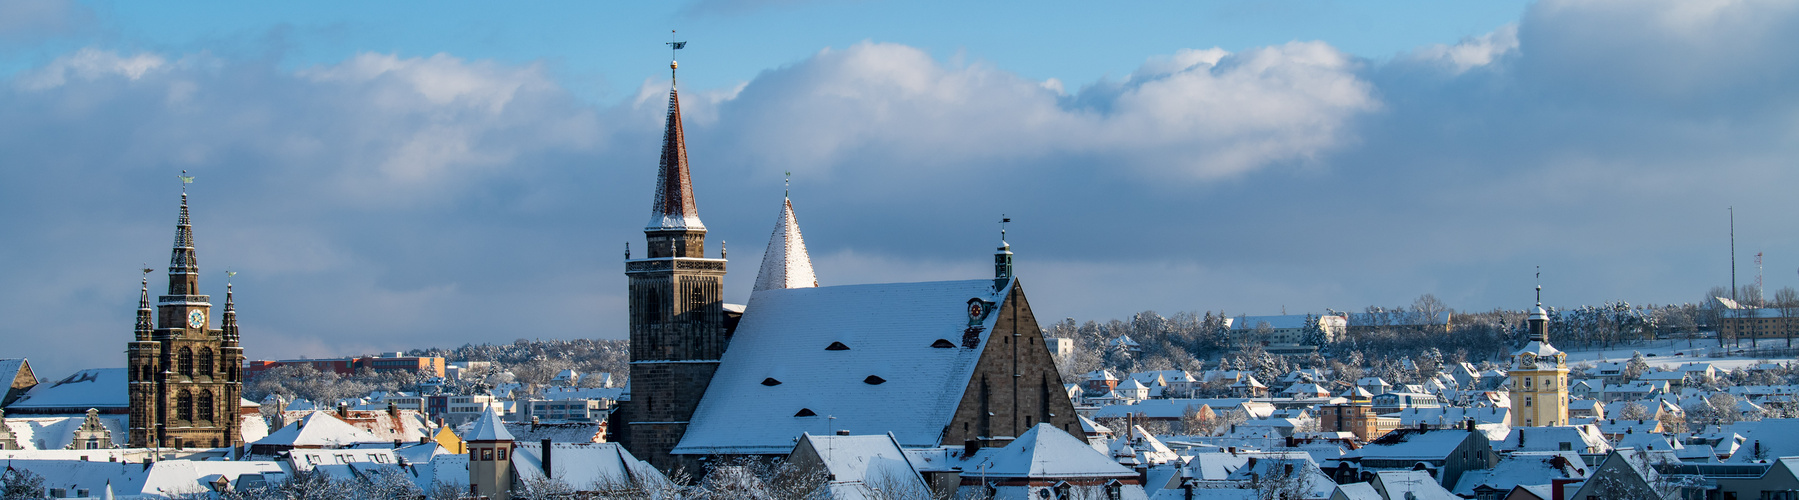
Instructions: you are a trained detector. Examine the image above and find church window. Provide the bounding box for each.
[795,408,817,417]
[198,390,214,423]
[826,342,850,351]
[864,375,886,385]
[761,378,782,386]
[177,347,193,376]
[931,339,956,348]
[198,348,213,375]
[176,390,193,421]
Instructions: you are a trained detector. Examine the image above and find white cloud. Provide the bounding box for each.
[1405,24,1519,74]
[16,48,166,90]
[706,41,1377,181]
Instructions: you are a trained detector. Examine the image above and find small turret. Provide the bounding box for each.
[994,219,1014,293]
[134,277,153,341]
[222,282,239,343]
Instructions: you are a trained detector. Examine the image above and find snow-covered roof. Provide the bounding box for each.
[976,423,1136,479]
[674,279,1009,455]
[1450,451,1586,497]
[1371,470,1460,500]
[1091,399,1250,420]
[7,368,126,410]
[465,408,513,442]
[752,198,819,293]
[513,442,666,491]
[790,433,926,499]
[0,414,127,450]
[1228,314,1314,331]
[1496,425,1611,454]
[1355,428,1476,461]
[254,411,382,448]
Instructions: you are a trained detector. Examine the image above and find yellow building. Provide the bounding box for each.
[1509,290,1569,428]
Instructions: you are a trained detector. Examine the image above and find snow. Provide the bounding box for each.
[513,442,664,491]
[752,199,819,293]
[791,433,927,499]
[1355,428,1476,461]
[8,368,127,411]
[253,411,382,448]
[974,423,1135,479]
[1,414,128,450]
[1450,451,1586,496]
[1371,470,1460,500]
[465,407,513,442]
[672,279,1008,456]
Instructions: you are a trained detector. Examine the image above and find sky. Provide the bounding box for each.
[2,0,1797,377]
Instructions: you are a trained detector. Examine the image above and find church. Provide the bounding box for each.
[608,61,1078,472]
[125,187,247,449]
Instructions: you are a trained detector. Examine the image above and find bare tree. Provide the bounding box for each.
[1777,287,1799,348]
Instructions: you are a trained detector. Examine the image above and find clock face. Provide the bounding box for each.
[968,302,984,321]
[187,310,206,329]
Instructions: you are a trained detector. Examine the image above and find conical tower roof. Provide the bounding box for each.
[647,86,703,230]
[753,198,817,292]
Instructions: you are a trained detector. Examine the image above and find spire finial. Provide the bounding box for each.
[667,30,686,87]
[784,171,791,199]
[178,170,194,195]
[1535,266,1542,307]
[1000,215,1011,244]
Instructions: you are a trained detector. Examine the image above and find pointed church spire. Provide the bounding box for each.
[647,65,703,231]
[168,173,200,296]
[134,274,153,341]
[223,279,239,342]
[753,196,818,292]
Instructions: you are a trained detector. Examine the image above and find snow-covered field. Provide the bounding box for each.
[1557,339,1797,372]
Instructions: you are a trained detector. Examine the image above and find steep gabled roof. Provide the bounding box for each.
[673,279,1009,455]
[465,408,513,442]
[978,423,1134,479]
[254,411,381,448]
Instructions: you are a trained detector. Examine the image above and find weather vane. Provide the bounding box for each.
[1000,215,1011,241]
[1535,266,1542,306]
[178,170,194,193]
[667,30,687,83]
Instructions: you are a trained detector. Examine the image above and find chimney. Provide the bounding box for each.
[964,439,980,456]
[387,401,398,417]
[337,404,348,418]
[1465,419,1474,432]
[542,439,553,480]
[1551,477,1579,500]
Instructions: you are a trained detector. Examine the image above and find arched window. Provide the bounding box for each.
[176,390,194,421]
[177,347,194,376]
[198,348,213,375]
[198,390,214,423]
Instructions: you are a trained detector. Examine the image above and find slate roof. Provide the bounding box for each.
[7,368,127,410]
[673,279,1010,455]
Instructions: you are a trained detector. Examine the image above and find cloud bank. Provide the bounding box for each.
[2,0,1797,376]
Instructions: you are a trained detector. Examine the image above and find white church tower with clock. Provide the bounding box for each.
[1509,280,1568,427]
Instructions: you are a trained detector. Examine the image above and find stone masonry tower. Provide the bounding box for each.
[617,60,728,472]
[128,186,245,449]
[1508,280,1568,427]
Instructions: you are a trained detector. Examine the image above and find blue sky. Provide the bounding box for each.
[3,0,1797,376]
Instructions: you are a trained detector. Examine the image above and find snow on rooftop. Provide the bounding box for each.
[673,279,1007,456]
[466,408,513,442]
[752,199,819,293]
[513,442,664,491]
[254,411,382,448]
[977,423,1135,479]
[1,414,127,450]
[8,368,126,410]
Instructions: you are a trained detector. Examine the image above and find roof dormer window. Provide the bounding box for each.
[761,378,782,386]
[826,342,850,351]
[795,408,817,417]
[931,339,956,348]
[864,375,886,385]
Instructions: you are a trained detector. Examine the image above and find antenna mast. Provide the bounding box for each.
[1756,252,1764,306]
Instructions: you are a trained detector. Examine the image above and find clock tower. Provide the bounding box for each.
[128,187,245,449]
[1508,282,1568,427]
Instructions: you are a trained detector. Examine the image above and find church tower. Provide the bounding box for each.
[1509,280,1568,427]
[127,185,244,449]
[751,189,817,293]
[617,60,728,472]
